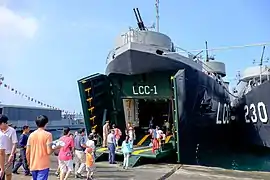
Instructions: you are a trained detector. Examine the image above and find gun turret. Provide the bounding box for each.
[133,8,146,31]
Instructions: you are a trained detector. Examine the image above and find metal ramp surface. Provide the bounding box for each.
[95,137,174,167]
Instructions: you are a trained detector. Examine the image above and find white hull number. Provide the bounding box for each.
[216,102,230,124]
[132,85,158,95]
[244,102,268,123]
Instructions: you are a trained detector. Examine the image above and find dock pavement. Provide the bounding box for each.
[13,156,270,180]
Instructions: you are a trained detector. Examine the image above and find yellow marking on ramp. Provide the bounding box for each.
[165,135,172,143]
[90,116,96,121]
[132,148,152,155]
[86,97,92,102]
[96,147,108,152]
[88,107,95,112]
[137,134,150,146]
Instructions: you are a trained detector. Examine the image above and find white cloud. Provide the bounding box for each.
[0,6,38,70]
[0,6,38,39]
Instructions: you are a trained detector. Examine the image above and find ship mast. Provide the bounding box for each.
[259,45,266,84]
[205,41,209,62]
[155,0,160,32]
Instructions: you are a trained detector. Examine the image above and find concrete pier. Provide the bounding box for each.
[12,156,270,180]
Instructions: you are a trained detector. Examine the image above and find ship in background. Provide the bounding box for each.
[0,104,85,139]
[0,74,85,139]
[78,6,233,165]
[231,46,270,149]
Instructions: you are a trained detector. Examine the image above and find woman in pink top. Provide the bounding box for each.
[58,127,74,180]
[112,124,122,147]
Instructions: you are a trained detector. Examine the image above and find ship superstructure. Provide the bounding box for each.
[78,7,232,166]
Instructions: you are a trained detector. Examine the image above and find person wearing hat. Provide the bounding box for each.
[0,115,18,180]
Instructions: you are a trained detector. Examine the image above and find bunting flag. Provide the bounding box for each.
[0,77,73,114]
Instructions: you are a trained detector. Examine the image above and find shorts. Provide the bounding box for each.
[86,165,95,172]
[31,168,49,180]
[58,160,73,173]
[4,154,12,175]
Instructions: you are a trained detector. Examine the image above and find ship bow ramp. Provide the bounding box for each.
[78,67,231,167]
[172,69,231,165]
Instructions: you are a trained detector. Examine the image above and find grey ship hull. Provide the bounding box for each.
[106,49,192,75]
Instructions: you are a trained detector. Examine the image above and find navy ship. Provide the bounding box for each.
[78,7,232,165]
[231,46,270,149]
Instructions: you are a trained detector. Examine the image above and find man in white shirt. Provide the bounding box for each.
[0,115,18,180]
[0,131,8,179]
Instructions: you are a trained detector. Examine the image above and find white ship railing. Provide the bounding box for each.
[238,66,270,96]
[106,29,229,92]
[106,28,193,64]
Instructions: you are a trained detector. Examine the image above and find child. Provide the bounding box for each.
[86,135,96,159]
[85,148,95,180]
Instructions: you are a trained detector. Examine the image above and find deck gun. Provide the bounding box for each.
[133,8,146,31]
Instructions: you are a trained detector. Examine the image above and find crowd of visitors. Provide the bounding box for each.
[0,115,63,180]
[0,113,170,180]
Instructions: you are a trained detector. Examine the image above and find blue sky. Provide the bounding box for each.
[0,0,269,113]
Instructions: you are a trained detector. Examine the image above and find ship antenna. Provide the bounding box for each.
[259,45,266,84]
[155,0,160,32]
[205,41,209,62]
